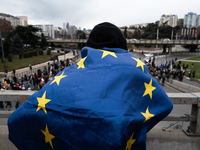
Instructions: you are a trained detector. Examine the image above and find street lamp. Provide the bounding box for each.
[0,27,6,78]
[156,28,159,56]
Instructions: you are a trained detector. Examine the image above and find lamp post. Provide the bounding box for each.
[0,27,6,78]
[63,30,66,68]
[156,28,159,56]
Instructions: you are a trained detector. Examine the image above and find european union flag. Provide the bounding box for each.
[8,47,173,150]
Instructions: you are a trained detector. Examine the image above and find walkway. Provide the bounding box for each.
[0,52,80,83]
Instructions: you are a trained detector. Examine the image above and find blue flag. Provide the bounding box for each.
[8,47,173,150]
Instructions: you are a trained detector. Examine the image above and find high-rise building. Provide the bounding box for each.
[16,16,28,26]
[34,24,55,39]
[159,14,178,27]
[0,13,20,27]
[45,25,55,39]
[177,19,184,28]
[184,12,200,28]
[63,22,69,32]
[68,25,77,35]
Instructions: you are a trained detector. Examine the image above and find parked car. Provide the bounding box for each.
[140,39,146,41]
[130,38,137,41]
[144,53,154,57]
[162,38,170,42]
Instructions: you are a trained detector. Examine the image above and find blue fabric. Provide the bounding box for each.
[8,47,173,150]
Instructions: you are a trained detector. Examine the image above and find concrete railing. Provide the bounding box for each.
[167,79,200,93]
[0,91,200,149]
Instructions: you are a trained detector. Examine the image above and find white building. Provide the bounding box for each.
[0,13,20,27]
[129,23,149,28]
[184,12,200,28]
[159,14,178,27]
[34,24,55,39]
[16,16,28,26]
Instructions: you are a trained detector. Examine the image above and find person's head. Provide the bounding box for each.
[86,22,127,50]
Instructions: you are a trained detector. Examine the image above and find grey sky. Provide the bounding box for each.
[1,0,200,29]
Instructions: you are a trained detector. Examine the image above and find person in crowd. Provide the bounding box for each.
[3,81,9,90]
[13,68,16,76]
[8,22,173,150]
[192,70,196,78]
[0,101,5,111]
[188,69,191,78]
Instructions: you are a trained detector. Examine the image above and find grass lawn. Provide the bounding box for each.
[175,56,200,79]
[0,52,60,72]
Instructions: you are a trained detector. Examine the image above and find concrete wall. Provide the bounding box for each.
[1,126,199,150]
[166,79,200,93]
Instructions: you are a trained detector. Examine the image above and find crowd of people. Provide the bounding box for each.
[145,56,195,86]
[0,58,77,111]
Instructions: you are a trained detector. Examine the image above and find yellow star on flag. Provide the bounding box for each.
[100,50,117,59]
[125,132,136,150]
[41,124,55,149]
[77,56,87,69]
[132,57,145,72]
[50,71,67,86]
[143,79,156,99]
[36,91,51,114]
[141,106,155,123]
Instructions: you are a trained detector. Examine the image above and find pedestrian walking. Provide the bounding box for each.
[29,64,32,70]
[0,101,5,111]
[188,69,191,78]
[13,68,16,76]
[191,63,193,69]
[192,70,195,78]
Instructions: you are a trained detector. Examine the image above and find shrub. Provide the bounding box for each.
[23,52,29,58]
[39,50,43,55]
[33,50,38,56]
[47,49,51,55]
[19,53,23,59]
[8,54,12,62]
[29,51,33,57]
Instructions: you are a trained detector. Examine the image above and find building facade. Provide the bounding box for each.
[159,14,178,27]
[0,13,20,27]
[34,24,55,39]
[184,12,200,28]
[129,23,149,28]
[68,25,77,35]
[16,16,28,26]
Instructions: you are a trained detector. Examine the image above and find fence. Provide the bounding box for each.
[0,91,199,136]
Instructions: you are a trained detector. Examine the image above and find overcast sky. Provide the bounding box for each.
[0,0,200,30]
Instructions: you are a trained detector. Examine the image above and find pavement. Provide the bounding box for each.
[0,52,80,83]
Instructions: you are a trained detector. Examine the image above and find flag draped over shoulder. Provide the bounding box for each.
[8,47,173,150]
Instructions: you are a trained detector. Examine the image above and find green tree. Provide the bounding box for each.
[10,25,40,48]
[76,30,86,39]
[12,33,24,54]
[40,33,47,48]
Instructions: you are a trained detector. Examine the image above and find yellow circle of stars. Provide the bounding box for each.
[132,57,145,72]
[125,132,136,150]
[50,71,67,86]
[100,50,117,59]
[41,124,55,149]
[143,79,156,99]
[77,56,87,69]
[36,91,51,114]
[141,106,155,123]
